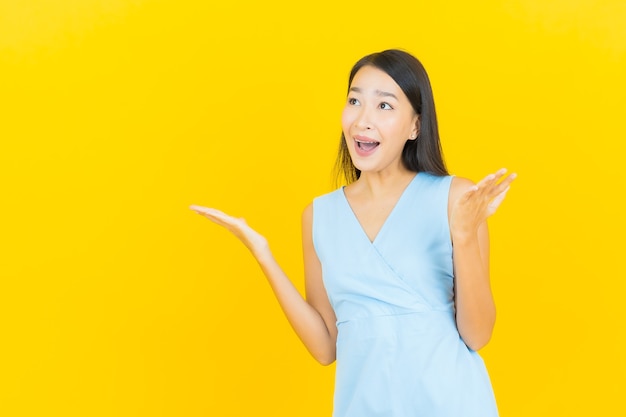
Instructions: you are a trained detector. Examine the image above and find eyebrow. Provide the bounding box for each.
[349,86,398,100]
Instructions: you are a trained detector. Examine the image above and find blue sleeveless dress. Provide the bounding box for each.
[312,173,498,417]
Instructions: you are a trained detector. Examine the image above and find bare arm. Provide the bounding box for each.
[190,204,337,365]
[301,203,338,364]
[448,169,516,351]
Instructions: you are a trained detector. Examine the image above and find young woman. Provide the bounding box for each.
[191,49,515,417]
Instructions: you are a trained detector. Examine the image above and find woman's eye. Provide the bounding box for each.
[348,98,360,105]
[379,102,392,110]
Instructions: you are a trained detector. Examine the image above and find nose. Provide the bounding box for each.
[354,105,373,130]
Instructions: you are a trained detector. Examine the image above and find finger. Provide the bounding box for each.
[190,204,212,214]
[476,172,497,189]
[483,168,507,185]
[474,169,505,195]
[502,172,517,184]
[190,205,228,219]
[486,172,517,199]
[190,205,234,226]
[477,169,516,198]
[494,167,508,178]
[457,184,479,204]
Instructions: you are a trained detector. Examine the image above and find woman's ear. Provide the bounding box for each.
[409,116,421,140]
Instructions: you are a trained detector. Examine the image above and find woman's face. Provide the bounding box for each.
[341,65,420,176]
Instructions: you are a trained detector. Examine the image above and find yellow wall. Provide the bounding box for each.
[1,0,624,415]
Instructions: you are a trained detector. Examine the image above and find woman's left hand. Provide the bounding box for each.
[449,168,517,239]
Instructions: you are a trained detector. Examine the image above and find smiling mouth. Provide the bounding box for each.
[355,138,380,152]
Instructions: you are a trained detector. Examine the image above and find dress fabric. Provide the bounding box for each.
[312,173,498,417]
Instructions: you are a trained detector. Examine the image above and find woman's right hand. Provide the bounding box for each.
[190,205,270,259]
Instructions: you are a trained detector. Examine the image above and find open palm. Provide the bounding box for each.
[190,205,269,257]
[450,168,517,236]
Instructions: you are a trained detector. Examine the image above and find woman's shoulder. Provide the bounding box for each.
[417,171,457,189]
[448,175,476,203]
[313,187,345,204]
[302,187,344,218]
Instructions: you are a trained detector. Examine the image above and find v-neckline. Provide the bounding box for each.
[341,173,419,245]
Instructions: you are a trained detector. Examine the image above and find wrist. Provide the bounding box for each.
[450,229,478,246]
[252,244,273,265]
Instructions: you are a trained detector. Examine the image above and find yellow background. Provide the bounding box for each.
[1,0,625,415]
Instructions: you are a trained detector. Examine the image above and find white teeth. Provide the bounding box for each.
[356,139,380,150]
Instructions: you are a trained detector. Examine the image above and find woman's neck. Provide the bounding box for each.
[350,168,417,200]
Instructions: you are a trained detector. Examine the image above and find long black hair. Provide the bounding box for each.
[335,49,448,184]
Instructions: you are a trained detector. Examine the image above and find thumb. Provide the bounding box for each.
[487,187,509,215]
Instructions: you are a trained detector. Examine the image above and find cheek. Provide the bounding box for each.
[341,107,355,132]
[384,114,411,137]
